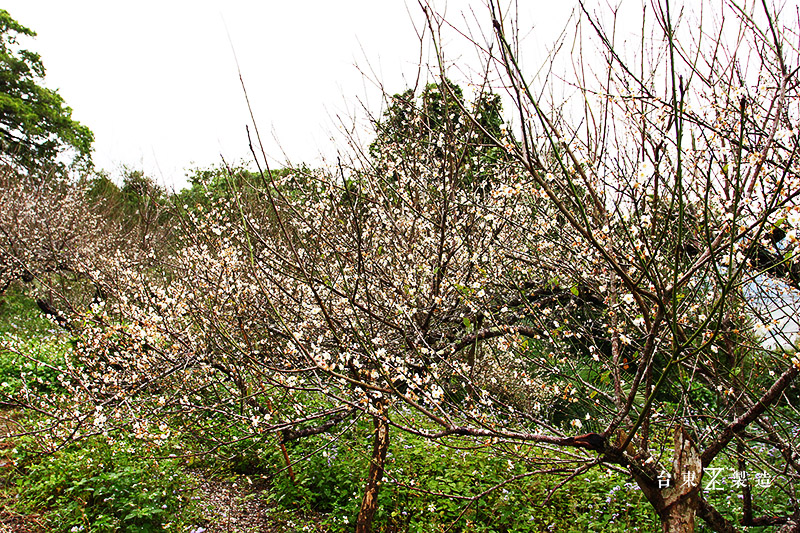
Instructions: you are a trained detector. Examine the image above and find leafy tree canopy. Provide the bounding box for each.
[0,10,93,174]
[370,79,513,192]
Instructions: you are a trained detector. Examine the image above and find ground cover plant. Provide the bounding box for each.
[14,436,200,532]
[0,284,68,398]
[263,417,661,532]
[2,1,800,532]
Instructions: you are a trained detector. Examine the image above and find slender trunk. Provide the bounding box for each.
[279,442,296,483]
[356,407,390,533]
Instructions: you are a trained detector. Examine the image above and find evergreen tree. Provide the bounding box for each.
[0,10,93,174]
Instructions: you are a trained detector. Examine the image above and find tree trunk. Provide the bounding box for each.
[662,498,700,532]
[355,406,390,533]
[632,425,703,533]
[659,426,703,532]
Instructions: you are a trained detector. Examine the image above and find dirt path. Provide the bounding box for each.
[190,471,327,532]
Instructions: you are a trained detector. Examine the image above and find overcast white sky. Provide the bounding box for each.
[13,1,796,191]
[2,1,590,190]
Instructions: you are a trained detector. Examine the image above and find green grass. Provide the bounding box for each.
[0,283,71,401]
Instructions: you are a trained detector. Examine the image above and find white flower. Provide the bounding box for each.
[788,209,800,228]
[775,128,793,144]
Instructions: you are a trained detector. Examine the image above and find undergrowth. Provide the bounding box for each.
[207,416,660,533]
[3,284,787,532]
[14,436,201,532]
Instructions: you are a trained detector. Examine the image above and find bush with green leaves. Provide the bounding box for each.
[15,437,200,532]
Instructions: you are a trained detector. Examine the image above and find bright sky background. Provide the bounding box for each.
[10,1,798,192]
[3,1,589,190]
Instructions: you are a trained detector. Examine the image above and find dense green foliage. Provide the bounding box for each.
[261,420,660,532]
[370,80,512,193]
[0,283,69,399]
[0,10,93,173]
[86,168,170,231]
[14,437,199,532]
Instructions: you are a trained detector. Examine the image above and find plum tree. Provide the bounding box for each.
[3,1,800,532]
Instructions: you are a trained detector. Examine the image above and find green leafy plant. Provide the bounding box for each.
[263,418,658,532]
[0,284,70,399]
[15,437,200,532]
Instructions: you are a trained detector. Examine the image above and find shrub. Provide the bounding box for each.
[264,420,659,532]
[15,437,200,532]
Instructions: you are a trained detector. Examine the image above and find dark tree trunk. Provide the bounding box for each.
[356,407,390,533]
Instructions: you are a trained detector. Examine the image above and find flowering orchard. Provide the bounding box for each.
[2,1,800,532]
